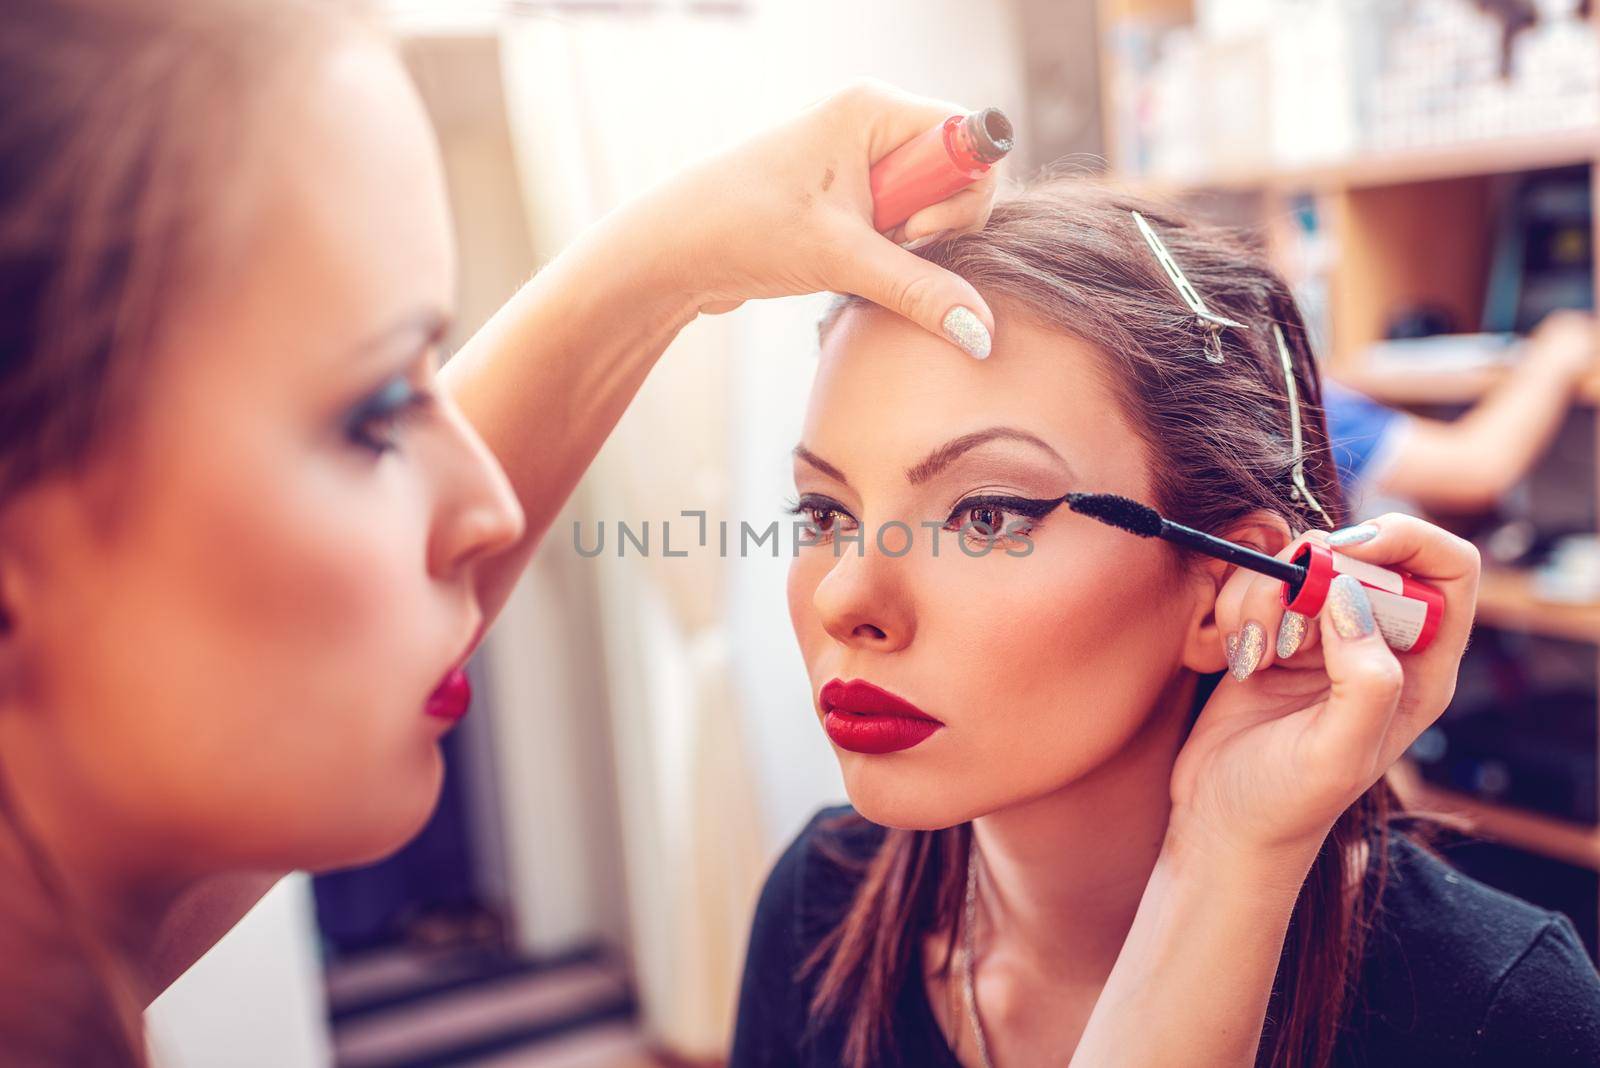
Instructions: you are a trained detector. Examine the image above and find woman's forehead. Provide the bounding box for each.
[806,303,1148,491]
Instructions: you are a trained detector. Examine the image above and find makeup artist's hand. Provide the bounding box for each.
[1077,520,1477,1068]
[615,78,1002,357]
[1168,515,1481,864]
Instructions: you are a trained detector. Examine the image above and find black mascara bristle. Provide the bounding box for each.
[1065,492,1164,538]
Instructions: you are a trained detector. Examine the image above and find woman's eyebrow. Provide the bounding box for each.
[792,444,850,485]
[350,308,452,367]
[905,427,1070,485]
[793,428,1072,490]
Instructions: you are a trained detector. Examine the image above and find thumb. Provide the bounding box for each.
[1308,574,1404,787]
[832,229,995,359]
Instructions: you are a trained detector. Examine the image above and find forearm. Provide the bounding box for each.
[1070,825,1322,1068]
[1377,357,1578,509]
[437,82,1006,624]
[440,202,700,621]
[1453,355,1578,479]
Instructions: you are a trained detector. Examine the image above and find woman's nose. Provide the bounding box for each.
[427,405,525,578]
[812,545,915,653]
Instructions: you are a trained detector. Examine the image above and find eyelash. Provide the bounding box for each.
[782,492,1061,546]
[346,379,435,455]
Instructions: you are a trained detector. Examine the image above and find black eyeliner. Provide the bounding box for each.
[949,492,1071,521]
[785,492,851,515]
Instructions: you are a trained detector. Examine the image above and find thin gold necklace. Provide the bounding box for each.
[962,844,996,1068]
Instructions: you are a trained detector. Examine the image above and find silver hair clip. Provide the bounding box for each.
[1274,323,1334,529]
[1132,210,1248,364]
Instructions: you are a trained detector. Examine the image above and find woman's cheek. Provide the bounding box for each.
[786,553,829,662]
[198,477,440,835]
[919,548,1158,743]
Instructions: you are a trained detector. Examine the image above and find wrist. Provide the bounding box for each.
[1524,343,1589,390]
[559,190,705,325]
[1161,812,1328,904]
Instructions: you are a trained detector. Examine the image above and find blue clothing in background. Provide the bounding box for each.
[1322,379,1405,500]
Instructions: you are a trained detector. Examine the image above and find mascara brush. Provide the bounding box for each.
[1062,492,1444,654]
[1065,492,1305,586]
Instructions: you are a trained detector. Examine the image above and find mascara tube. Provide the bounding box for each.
[869,107,1014,232]
[1280,534,1445,654]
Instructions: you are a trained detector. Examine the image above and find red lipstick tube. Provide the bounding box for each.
[1280,536,1445,653]
[869,107,1014,232]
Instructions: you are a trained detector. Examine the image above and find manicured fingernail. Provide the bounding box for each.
[942,306,991,359]
[903,228,952,251]
[1231,621,1265,680]
[1328,523,1379,548]
[1328,574,1376,640]
[1224,631,1239,673]
[1277,610,1309,658]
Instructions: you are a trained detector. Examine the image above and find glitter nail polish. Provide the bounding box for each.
[1225,631,1239,670]
[1328,574,1376,640]
[942,306,991,359]
[1277,610,1309,658]
[1327,524,1379,548]
[1231,621,1265,680]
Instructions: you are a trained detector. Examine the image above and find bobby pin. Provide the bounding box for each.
[1274,323,1334,529]
[1131,210,1248,364]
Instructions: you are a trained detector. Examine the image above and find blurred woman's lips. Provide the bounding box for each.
[425,620,483,721]
[819,678,944,755]
[425,667,471,721]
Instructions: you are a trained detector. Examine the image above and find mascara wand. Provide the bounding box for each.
[1063,492,1444,654]
[1065,493,1305,586]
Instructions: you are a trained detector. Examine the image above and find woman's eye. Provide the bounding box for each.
[944,496,1040,545]
[784,494,856,541]
[346,379,433,455]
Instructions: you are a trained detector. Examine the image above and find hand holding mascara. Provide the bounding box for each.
[1064,493,1446,653]
[868,107,1013,232]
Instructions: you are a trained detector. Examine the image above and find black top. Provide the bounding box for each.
[731,806,1600,1067]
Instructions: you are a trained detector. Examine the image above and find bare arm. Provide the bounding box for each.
[1374,312,1594,512]
[1068,829,1321,1067]
[438,206,700,622]
[438,80,1001,622]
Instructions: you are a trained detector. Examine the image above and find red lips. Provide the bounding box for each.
[425,667,471,721]
[819,678,943,755]
[426,621,484,723]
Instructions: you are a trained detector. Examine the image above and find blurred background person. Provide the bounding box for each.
[1328,310,1596,517]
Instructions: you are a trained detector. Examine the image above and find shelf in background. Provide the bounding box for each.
[1116,125,1600,197]
[1476,568,1600,645]
[1390,762,1600,872]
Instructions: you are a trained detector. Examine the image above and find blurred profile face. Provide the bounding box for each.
[787,303,1209,829]
[0,32,523,877]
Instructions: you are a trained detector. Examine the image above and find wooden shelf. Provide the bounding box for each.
[1390,762,1600,872]
[1476,568,1600,645]
[1119,126,1600,197]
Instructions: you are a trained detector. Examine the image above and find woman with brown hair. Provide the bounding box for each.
[0,0,1007,1063]
[731,180,1600,1067]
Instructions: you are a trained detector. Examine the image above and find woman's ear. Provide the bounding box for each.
[1178,510,1296,674]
